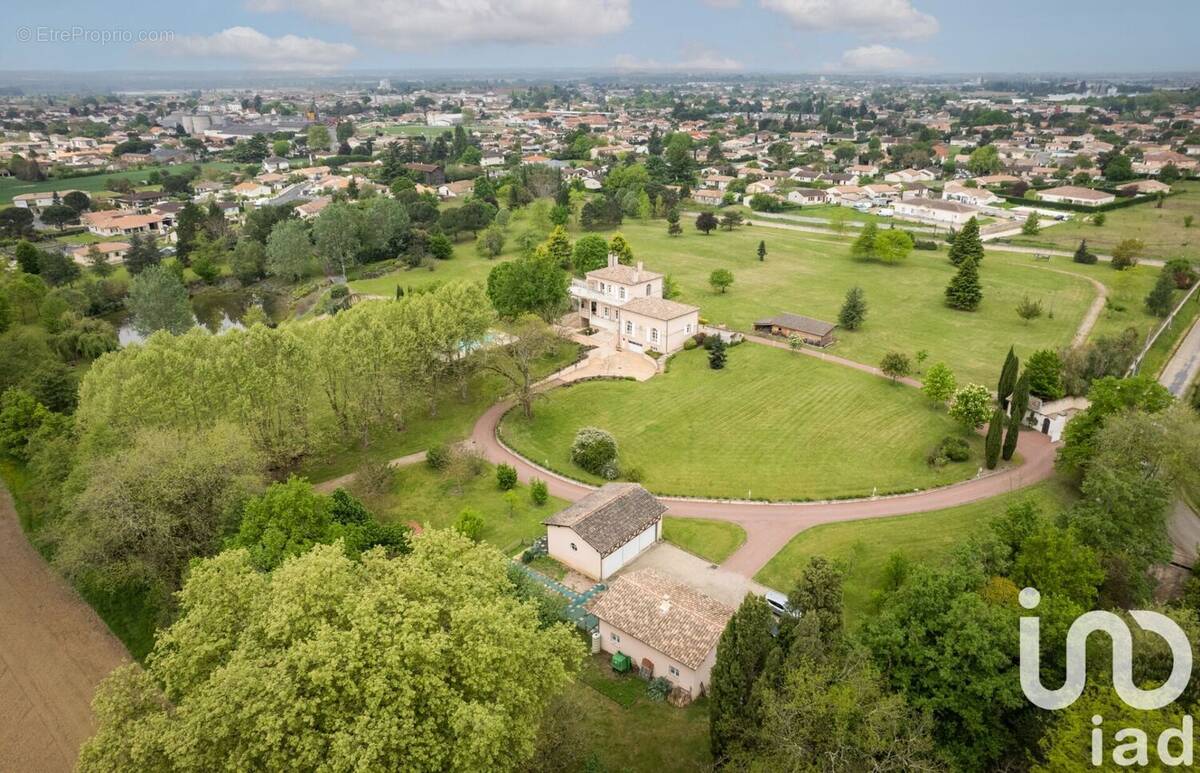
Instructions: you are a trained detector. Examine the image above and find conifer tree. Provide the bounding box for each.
[948,216,983,266]
[985,408,1005,469]
[945,255,982,310]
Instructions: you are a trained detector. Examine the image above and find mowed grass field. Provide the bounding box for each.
[755,477,1079,627]
[0,162,240,204]
[348,209,1164,386]
[1003,180,1200,261]
[501,344,981,502]
[602,220,1162,386]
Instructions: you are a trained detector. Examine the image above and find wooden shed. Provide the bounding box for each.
[753,313,836,347]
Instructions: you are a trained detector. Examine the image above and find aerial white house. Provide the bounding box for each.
[569,255,700,354]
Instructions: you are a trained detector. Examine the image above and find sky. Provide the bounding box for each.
[1,1,1197,77]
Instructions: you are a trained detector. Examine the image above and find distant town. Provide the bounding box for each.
[2,16,1200,773]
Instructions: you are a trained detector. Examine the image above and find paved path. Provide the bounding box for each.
[1159,315,1200,398]
[312,451,428,493]
[470,396,1058,579]
[0,483,129,772]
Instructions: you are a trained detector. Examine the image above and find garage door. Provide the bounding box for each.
[621,539,639,566]
[637,524,656,551]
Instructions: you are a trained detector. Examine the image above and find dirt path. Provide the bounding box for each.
[470,397,1058,580]
[1020,264,1108,348]
[0,483,129,772]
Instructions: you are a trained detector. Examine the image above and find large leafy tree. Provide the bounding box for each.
[486,253,569,323]
[78,532,583,773]
[313,202,364,276]
[265,219,317,280]
[126,264,194,336]
[50,424,263,605]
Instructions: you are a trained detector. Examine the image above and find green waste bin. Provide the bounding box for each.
[611,651,631,673]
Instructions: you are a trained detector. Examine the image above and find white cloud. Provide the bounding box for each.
[760,0,938,40]
[143,26,356,71]
[614,46,744,73]
[247,0,631,49]
[829,44,929,71]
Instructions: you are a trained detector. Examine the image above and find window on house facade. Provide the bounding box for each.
[668,666,680,677]
[645,284,651,296]
[570,542,577,551]
[611,632,621,643]
[625,320,633,334]
[685,323,692,334]
[618,286,626,300]
[651,328,659,342]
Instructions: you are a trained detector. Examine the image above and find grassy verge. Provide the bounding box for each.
[358,462,566,556]
[302,341,580,481]
[754,476,1079,627]
[566,656,712,771]
[663,517,747,564]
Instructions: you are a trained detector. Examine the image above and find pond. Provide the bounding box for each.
[108,289,290,346]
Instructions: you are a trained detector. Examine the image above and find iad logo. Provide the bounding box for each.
[1019,587,1195,767]
[1019,587,1192,710]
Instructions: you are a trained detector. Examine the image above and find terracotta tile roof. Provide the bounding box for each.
[544,483,665,557]
[588,569,733,669]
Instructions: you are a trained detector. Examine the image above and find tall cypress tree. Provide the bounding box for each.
[997,347,1019,408]
[985,407,1005,469]
[945,255,983,311]
[948,216,983,266]
[1003,371,1030,461]
[709,595,778,762]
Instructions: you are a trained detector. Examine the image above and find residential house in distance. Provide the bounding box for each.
[942,182,1001,207]
[544,483,665,580]
[589,568,733,700]
[570,255,700,355]
[1037,185,1115,207]
[753,313,836,347]
[70,241,129,265]
[692,188,724,206]
[82,210,166,237]
[262,155,291,173]
[786,188,829,206]
[12,190,82,210]
[893,197,979,226]
[402,162,445,185]
[883,167,936,184]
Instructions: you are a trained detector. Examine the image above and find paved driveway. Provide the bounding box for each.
[618,542,777,607]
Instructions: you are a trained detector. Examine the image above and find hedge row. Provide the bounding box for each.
[995,189,1181,214]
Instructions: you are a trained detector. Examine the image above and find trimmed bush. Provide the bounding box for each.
[571,427,619,476]
[530,478,549,505]
[425,444,451,471]
[927,436,971,468]
[496,463,518,490]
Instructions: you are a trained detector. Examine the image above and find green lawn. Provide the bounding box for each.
[501,344,981,501]
[301,341,580,481]
[355,462,567,556]
[1001,181,1200,261]
[755,477,1079,627]
[343,205,1167,386]
[603,220,1160,386]
[348,252,504,297]
[565,656,712,771]
[663,517,747,564]
[0,162,240,205]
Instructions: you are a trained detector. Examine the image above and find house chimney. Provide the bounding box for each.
[607,251,618,269]
[636,260,644,280]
